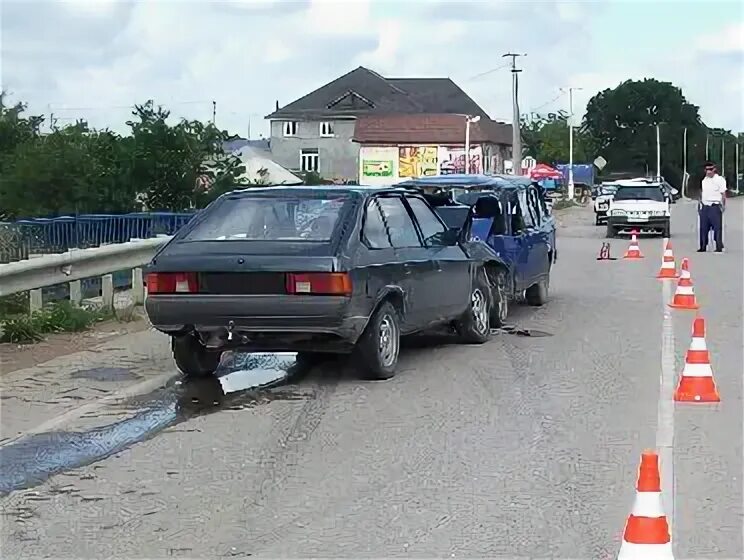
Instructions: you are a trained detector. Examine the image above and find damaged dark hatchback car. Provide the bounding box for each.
[144,186,508,380]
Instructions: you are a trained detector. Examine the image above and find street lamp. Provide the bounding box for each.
[464,115,481,174]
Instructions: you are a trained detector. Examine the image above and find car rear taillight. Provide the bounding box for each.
[285,273,352,296]
[146,272,199,294]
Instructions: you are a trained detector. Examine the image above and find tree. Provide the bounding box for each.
[583,79,704,186]
[521,112,594,165]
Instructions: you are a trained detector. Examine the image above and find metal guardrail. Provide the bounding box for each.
[1,212,194,264]
[0,236,171,313]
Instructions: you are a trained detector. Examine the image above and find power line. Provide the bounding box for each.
[47,100,213,112]
[466,62,512,82]
[530,91,565,113]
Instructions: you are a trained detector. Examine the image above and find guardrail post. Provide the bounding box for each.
[30,289,42,314]
[101,274,114,311]
[132,268,144,305]
[69,280,82,306]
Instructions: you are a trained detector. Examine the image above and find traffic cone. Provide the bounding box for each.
[617,450,674,559]
[674,317,720,402]
[656,240,678,278]
[624,230,644,259]
[668,258,699,309]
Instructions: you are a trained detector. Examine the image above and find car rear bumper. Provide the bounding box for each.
[608,216,669,232]
[145,294,369,349]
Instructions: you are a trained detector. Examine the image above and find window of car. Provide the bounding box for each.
[362,199,392,249]
[526,187,542,225]
[404,196,447,246]
[614,186,665,202]
[517,190,535,228]
[507,192,526,234]
[181,194,349,242]
[377,196,423,248]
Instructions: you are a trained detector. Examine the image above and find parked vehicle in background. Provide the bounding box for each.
[606,181,671,238]
[398,174,556,317]
[593,183,618,225]
[144,186,502,381]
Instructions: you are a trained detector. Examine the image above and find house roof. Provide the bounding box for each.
[352,114,513,146]
[265,66,489,120]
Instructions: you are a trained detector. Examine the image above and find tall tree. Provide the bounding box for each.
[583,79,705,186]
[521,112,593,165]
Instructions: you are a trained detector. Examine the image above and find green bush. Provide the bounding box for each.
[0,301,108,344]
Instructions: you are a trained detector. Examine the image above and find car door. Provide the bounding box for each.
[503,191,532,291]
[525,186,551,272]
[403,195,470,321]
[376,195,435,332]
[516,188,546,287]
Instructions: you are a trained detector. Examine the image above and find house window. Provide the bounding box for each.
[300,149,319,173]
[319,121,334,137]
[283,121,298,136]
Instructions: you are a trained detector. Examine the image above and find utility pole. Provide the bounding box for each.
[502,52,525,175]
[656,124,661,179]
[735,136,740,193]
[682,127,688,198]
[561,86,582,199]
[212,100,217,125]
[721,137,725,177]
[705,134,709,160]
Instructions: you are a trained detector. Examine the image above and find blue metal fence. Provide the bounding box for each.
[1,212,196,264]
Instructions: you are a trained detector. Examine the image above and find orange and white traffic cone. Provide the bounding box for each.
[656,240,678,279]
[668,258,699,309]
[674,316,720,402]
[617,450,674,559]
[624,230,644,259]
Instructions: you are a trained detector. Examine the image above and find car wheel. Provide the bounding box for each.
[171,333,222,378]
[455,269,492,344]
[605,225,616,238]
[662,226,671,238]
[354,301,400,380]
[595,214,602,226]
[488,268,509,328]
[526,266,550,307]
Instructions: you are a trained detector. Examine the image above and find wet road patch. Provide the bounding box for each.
[71,367,141,382]
[0,352,309,496]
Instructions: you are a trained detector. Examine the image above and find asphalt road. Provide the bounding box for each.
[1,199,742,558]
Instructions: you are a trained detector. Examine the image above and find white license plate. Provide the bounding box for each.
[629,215,649,222]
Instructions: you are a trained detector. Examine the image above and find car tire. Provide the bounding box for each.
[605,225,616,238]
[595,214,602,226]
[526,265,550,306]
[662,225,671,238]
[455,269,492,344]
[488,267,509,328]
[171,333,222,378]
[354,301,400,381]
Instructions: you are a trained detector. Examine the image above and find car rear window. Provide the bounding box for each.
[182,194,350,241]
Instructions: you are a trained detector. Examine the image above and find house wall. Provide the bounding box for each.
[268,119,359,182]
[359,143,510,186]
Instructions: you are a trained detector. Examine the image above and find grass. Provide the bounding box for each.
[0,298,142,344]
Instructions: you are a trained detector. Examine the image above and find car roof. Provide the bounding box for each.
[219,184,418,199]
[397,174,532,190]
[615,179,663,188]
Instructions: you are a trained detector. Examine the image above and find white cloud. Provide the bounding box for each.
[1,0,741,137]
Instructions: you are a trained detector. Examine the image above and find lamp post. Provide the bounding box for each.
[464,115,481,174]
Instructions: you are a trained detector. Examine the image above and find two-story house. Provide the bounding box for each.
[264,66,512,182]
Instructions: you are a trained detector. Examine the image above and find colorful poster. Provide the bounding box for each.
[362,160,393,177]
[360,147,397,180]
[398,146,438,178]
[438,146,483,175]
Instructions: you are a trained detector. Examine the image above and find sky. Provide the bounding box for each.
[1,0,742,139]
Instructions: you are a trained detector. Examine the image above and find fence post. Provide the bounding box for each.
[132,268,145,305]
[101,274,114,311]
[30,289,43,314]
[69,280,82,306]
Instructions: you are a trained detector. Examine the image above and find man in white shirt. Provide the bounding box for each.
[698,161,727,252]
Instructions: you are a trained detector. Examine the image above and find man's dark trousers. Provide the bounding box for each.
[699,203,724,251]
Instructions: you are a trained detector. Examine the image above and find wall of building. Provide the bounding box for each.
[268,119,359,182]
[359,144,509,185]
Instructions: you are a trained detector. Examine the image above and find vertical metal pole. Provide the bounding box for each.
[656,124,661,179]
[464,118,471,175]
[512,70,522,174]
[721,138,725,176]
[568,88,574,200]
[705,135,709,160]
[682,127,688,199]
[736,140,740,193]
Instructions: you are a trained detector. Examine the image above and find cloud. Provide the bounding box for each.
[1,0,741,138]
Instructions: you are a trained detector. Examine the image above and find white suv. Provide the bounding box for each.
[606,181,671,238]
